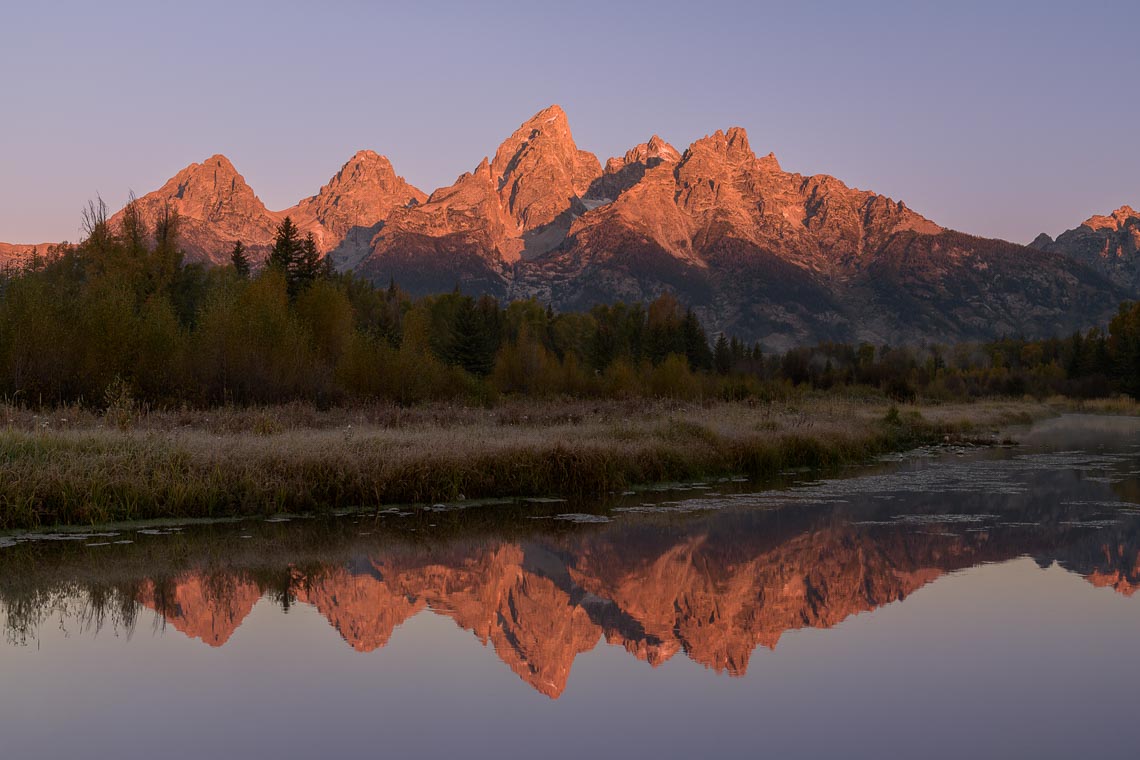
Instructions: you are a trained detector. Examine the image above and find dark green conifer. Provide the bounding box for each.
[230,241,251,278]
[268,216,301,274]
[713,333,732,375]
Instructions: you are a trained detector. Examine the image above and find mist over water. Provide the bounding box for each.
[1,415,1138,759]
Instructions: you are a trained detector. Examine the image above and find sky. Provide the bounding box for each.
[1,0,1137,245]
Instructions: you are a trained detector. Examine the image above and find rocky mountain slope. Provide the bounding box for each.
[0,242,54,268]
[514,124,1122,348]
[3,105,1132,346]
[108,151,425,267]
[1031,205,1140,292]
[350,108,1127,347]
[356,105,601,295]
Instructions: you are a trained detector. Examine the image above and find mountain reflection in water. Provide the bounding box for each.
[2,416,1138,702]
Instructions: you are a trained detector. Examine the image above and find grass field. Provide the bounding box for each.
[0,396,1064,530]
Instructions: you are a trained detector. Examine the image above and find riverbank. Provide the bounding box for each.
[0,398,1060,529]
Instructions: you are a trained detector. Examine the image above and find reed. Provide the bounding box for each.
[0,397,1050,530]
[1045,395,1140,416]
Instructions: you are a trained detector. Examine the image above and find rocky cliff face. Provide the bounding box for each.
[519,124,1120,349]
[351,107,1123,346]
[105,151,425,267]
[112,155,281,266]
[356,105,602,296]
[285,150,427,270]
[1031,205,1140,291]
[0,242,54,268]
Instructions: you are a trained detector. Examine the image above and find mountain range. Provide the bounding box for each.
[2,105,1136,348]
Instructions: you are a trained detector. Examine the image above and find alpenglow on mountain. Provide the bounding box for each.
[2,105,1132,348]
[1031,205,1140,292]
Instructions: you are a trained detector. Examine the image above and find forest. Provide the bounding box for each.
[2,202,1139,409]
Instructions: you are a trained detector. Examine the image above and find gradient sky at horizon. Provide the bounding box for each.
[2,0,1137,245]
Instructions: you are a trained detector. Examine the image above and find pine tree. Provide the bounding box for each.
[713,333,732,375]
[446,298,497,376]
[268,217,301,274]
[729,335,744,362]
[1066,331,1085,377]
[230,241,251,278]
[293,233,322,291]
[1109,302,1140,397]
[681,309,712,371]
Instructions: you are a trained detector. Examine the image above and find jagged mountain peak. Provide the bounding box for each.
[288,149,427,254]
[1084,205,1139,231]
[590,135,683,203]
[725,125,751,153]
[106,147,427,266]
[507,103,571,138]
[347,147,387,163]
[490,105,575,177]
[757,151,781,172]
[201,153,238,170]
[646,134,678,156]
[1033,204,1140,290]
[489,105,601,231]
[313,151,399,198]
[326,150,399,184]
[684,127,755,164]
[357,107,603,282]
[107,153,275,265]
[164,153,257,201]
[608,135,681,172]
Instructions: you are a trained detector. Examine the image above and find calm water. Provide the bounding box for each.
[2,415,1139,759]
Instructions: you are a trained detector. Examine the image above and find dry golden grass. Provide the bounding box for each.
[0,397,1052,529]
[1044,395,1140,416]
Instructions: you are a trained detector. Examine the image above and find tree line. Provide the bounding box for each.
[1,205,1138,408]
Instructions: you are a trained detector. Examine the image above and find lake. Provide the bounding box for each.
[1,414,1138,759]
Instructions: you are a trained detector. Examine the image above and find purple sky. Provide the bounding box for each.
[2,0,1137,245]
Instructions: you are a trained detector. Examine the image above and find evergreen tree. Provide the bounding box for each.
[230,241,251,278]
[645,294,684,363]
[729,336,744,362]
[446,298,498,376]
[1109,302,1140,397]
[293,233,322,291]
[681,309,712,371]
[589,322,617,372]
[268,217,301,274]
[1065,331,1086,377]
[713,333,733,375]
[268,219,323,296]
